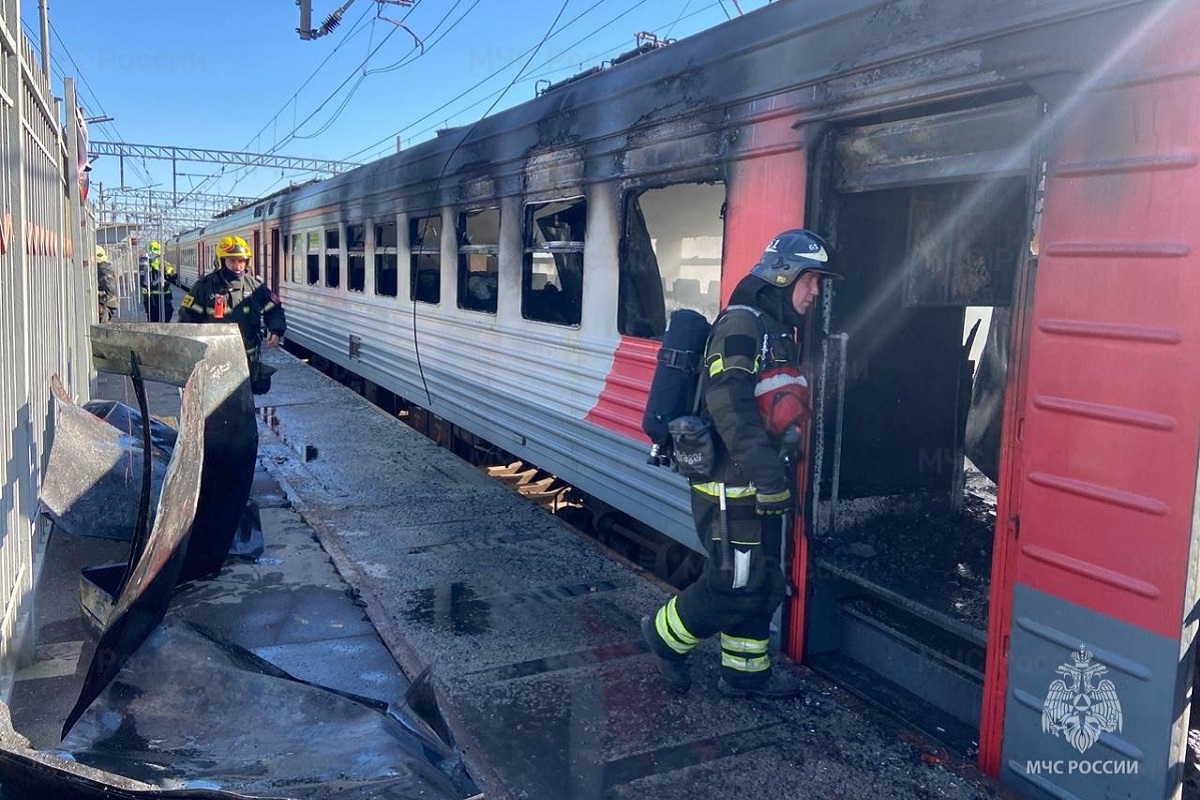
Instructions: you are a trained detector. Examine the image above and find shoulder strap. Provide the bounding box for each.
[692,304,766,415]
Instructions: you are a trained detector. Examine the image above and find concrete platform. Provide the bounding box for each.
[251,345,1010,800]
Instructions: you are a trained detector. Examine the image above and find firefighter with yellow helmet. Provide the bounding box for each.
[177,235,287,394]
[141,240,178,321]
[96,245,120,322]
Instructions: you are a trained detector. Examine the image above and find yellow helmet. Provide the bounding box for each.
[95,245,109,262]
[148,240,162,255]
[215,235,251,262]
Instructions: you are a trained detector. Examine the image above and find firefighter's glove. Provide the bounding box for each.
[755,487,793,516]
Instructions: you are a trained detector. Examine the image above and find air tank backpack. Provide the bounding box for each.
[641,306,768,480]
[641,309,713,475]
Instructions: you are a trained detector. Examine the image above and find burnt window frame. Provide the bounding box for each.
[617,180,727,340]
[409,213,443,305]
[521,196,587,328]
[374,219,398,298]
[456,207,501,315]
[324,226,341,289]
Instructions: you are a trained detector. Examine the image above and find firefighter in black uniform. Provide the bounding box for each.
[96,246,120,322]
[141,241,177,321]
[642,229,841,698]
[177,235,286,394]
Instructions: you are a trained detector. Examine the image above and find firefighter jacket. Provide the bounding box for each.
[177,269,286,350]
[141,258,176,295]
[697,302,798,498]
[97,261,120,310]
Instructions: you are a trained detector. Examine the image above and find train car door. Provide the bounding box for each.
[990,5,1200,798]
[799,93,1041,756]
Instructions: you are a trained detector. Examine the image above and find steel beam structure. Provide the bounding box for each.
[105,187,258,207]
[89,141,359,174]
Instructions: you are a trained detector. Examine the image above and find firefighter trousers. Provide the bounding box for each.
[647,491,787,688]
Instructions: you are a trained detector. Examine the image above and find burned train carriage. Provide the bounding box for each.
[173,1,1200,798]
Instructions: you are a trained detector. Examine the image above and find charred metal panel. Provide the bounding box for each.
[618,115,729,182]
[62,364,207,736]
[825,187,980,499]
[524,147,585,197]
[89,323,257,583]
[40,386,171,542]
[835,98,1041,192]
[900,180,1026,307]
[59,620,466,799]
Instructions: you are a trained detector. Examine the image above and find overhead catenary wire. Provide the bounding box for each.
[343,0,731,164]
[341,0,653,162]
[29,19,158,207]
[407,0,574,408]
[180,3,378,200]
[220,0,454,194]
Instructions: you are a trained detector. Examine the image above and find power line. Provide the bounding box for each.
[30,18,158,190]
[221,7,377,174]
[342,0,661,163]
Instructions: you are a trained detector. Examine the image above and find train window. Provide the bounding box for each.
[347,224,366,293]
[618,182,725,339]
[325,228,341,289]
[306,231,320,285]
[457,208,500,314]
[409,215,441,304]
[375,222,398,297]
[290,233,302,284]
[522,198,585,327]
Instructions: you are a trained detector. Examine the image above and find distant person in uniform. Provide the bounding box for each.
[141,240,177,322]
[96,246,120,322]
[177,235,286,394]
[641,229,842,699]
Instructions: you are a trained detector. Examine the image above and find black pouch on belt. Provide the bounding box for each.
[668,415,717,481]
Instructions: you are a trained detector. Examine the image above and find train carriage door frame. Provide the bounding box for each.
[799,92,1044,758]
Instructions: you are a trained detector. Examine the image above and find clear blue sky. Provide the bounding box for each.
[21,0,769,224]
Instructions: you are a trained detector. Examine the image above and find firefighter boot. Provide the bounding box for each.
[718,669,802,699]
[641,615,691,694]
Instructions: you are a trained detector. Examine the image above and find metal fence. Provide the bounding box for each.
[0,2,95,699]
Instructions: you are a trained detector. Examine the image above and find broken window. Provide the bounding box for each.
[375,222,398,297]
[457,208,500,314]
[325,227,341,289]
[347,224,366,293]
[410,215,442,305]
[522,198,585,327]
[618,182,725,339]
